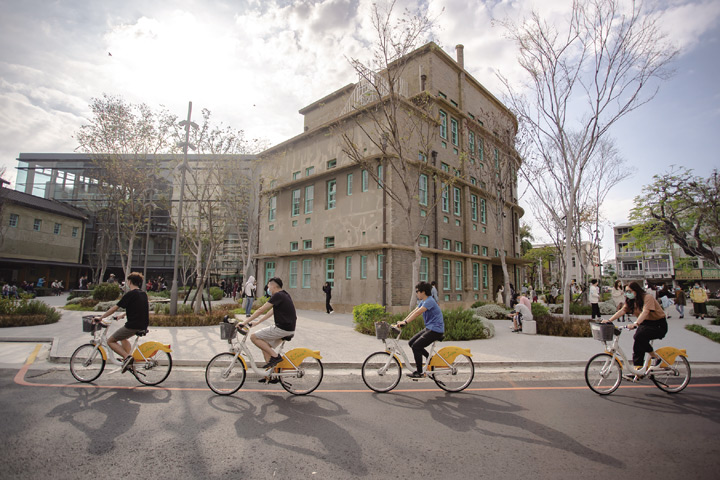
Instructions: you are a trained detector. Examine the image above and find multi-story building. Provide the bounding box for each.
[255,42,525,312]
[614,223,674,285]
[531,242,602,287]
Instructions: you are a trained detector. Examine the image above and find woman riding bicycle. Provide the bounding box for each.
[603,281,668,369]
[394,281,444,379]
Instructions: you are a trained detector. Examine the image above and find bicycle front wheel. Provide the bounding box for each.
[206,352,246,395]
[431,354,475,392]
[70,344,105,382]
[652,355,691,393]
[361,352,401,393]
[280,357,324,395]
[585,353,622,395]
[133,350,172,386]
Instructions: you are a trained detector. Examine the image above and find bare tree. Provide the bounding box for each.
[499,0,676,319]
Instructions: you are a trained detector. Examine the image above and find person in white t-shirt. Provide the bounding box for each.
[508,294,533,332]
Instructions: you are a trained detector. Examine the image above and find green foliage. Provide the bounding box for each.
[471,301,489,308]
[209,286,224,301]
[707,300,720,308]
[473,304,508,320]
[531,302,549,318]
[0,299,61,326]
[67,290,92,300]
[353,303,387,335]
[92,283,122,301]
[710,318,720,326]
[150,310,228,327]
[535,314,591,337]
[685,324,720,343]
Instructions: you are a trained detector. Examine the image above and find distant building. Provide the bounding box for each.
[531,242,602,287]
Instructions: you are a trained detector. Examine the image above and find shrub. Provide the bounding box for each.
[471,301,488,308]
[474,314,496,338]
[94,300,119,311]
[67,290,92,301]
[710,318,720,325]
[531,302,549,318]
[599,301,618,315]
[535,314,591,337]
[150,310,227,327]
[473,304,508,320]
[707,305,719,318]
[152,303,194,315]
[209,286,224,301]
[93,283,122,301]
[707,299,720,308]
[353,303,387,335]
[33,287,50,297]
[0,299,61,326]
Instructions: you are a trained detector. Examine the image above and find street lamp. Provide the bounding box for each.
[169,101,197,315]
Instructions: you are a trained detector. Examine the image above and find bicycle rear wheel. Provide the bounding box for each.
[361,352,401,393]
[133,350,172,386]
[431,354,474,392]
[70,344,105,382]
[585,353,622,395]
[206,352,246,395]
[279,357,323,395]
[652,355,691,393]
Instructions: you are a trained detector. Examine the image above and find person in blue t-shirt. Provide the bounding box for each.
[394,281,445,379]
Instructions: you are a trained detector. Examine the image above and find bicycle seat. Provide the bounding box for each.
[282,335,294,341]
[135,330,149,337]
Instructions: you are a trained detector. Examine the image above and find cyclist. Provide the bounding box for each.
[394,281,444,379]
[242,277,296,378]
[95,272,149,373]
[602,281,667,374]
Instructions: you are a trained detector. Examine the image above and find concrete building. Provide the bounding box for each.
[531,241,602,288]
[255,42,525,312]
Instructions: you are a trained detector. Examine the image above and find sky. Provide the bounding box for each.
[1,0,719,262]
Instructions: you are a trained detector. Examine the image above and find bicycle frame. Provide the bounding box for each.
[600,329,680,377]
[379,328,462,376]
[88,323,170,371]
[224,328,311,380]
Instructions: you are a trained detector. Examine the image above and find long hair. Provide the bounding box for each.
[614,279,622,290]
[625,281,646,313]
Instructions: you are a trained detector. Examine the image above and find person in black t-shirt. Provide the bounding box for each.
[242,277,296,372]
[95,272,149,373]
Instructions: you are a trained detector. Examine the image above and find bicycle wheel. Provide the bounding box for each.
[585,353,622,395]
[361,352,402,393]
[431,354,475,392]
[206,352,246,395]
[132,350,172,386]
[70,344,105,383]
[652,355,691,394]
[279,357,324,395]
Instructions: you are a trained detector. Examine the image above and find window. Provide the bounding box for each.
[54,223,61,235]
[345,256,352,279]
[305,166,315,176]
[304,185,314,214]
[264,261,276,286]
[33,219,42,231]
[360,255,367,279]
[290,241,299,251]
[441,183,449,212]
[377,254,384,279]
[270,180,277,189]
[291,189,301,216]
[268,196,276,222]
[473,263,480,290]
[469,131,475,155]
[478,138,484,162]
[302,259,312,288]
[482,246,488,256]
[442,239,451,250]
[377,164,383,189]
[361,169,369,192]
[327,159,337,169]
[472,244,479,255]
[420,257,429,282]
[455,241,463,253]
[325,258,335,286]
[293,171,301,180]
[453,187,461,216]
[480,198,486,224]
[482,264,489,288]
[442,260,451,290]
[303,239,312,250]
[72,226,79,238]
[450,117,458,146]
[419,174,428,206]
[289,261,298,288]
[9,214,18,227]
[419,234,429,247]
[347,173,353,195]
[455,261,463,290]
[439,110,447,139]
[325,236,335,248]
[494,148,499,169]
[438,91,447,99]
[471,194,478,221]
[441,162,449,172]
[418,152,427,162]
[470,176,476,185]
[326,179,336,209]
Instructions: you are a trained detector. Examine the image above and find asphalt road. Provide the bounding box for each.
[1,364,720,480]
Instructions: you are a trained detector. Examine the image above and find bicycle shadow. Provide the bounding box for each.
[225,394,368,476]
[46,387,171,455]
[594,388,720,424]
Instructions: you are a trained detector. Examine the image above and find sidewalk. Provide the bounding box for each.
[1,294,718,369]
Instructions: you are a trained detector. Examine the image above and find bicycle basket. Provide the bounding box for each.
[219,321,237,340]
[81,315,104,332]
[591,323,615,342]
[375,321,391,340]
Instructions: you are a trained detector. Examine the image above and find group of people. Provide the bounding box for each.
[611,280,711,321]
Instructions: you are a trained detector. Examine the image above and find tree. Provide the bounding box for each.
[499,0,676,319]
[0,167,8,247]
[523,245,557,291]
[630,167,719,265]
[519,222,534,256]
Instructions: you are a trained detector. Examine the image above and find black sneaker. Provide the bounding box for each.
[258,377,280,384]
[406,371,425,379]
[121,356,134,373]
[262,355,283,369]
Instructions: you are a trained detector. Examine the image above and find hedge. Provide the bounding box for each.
[93,283,122,301]
[0,298,61,327]
[535,314,592,337]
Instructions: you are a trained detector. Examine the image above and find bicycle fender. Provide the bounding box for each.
[655,346,688,367]
[97,345,108,361]
[133,341,172,361]
[428,346,472,368]
[276,348,322,369]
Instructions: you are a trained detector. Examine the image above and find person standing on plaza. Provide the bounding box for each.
[232,280,239,301]
[550,284,559,304]
[689,283,708,319]
[496,285,504,305]
[322,281,334,314]
[242,276,257,318]
[430,281,439,303]
[589,279,601,320]
[674,286,687,319]
[611,280,626,322]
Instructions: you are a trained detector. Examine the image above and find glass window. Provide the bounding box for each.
[494,148,499,169]
[442,260,451,290]
[469,131,475,155]
[325,236,335,248]
[377,164,383,189]
[453,187,461,216]
[291,189,301,217]
[473,244,479,255]
[439,110,447,139]
[9,214,19,227]
[441,162,449,172]
[478,138,484,162]
[473,263,480,290]
[418,152,427,162]
[289,260,298,288]
[360,255,367,279]
[33,219,42,231]
[455,241,463,253]
[471,194,478,221]
[443,239,451,250]
[303,240,312,250]
[345,256,352,279]
[268,196,276,222]
[480,198,487,224]
[482,264,489,288]
[441,183,449,212]
[290,241,299,251]
[305,166,315,176]
[54,223,61,235]
[326,179,336,209]
[420,257,429,282]
[419,234,429,247]
[302,259,311,288]
[470,176,477,185]
[450,117,458,146]
[327,159,337,169]
[377,254,384,279]
[362,169,368,192]
[455,261,462,290]
[325,258,335,286]
[293,171,301,180]
[347,173,353,195]
[72,226,79,238]
[304,185,314,214]
[419,174,428,206]
[264,261,276,286]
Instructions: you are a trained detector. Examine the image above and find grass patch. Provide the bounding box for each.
[63,304,98,311]
[711,318,720,326]
[535,314,592,337]
[685,324,720,343]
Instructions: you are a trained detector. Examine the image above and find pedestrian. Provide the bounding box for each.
[611,280,626,322]
[589,279,601,320]
[430,281,439,303]
[689,283,708,319]
[550,284,559,304]
[674,286,686,319]
[232,280,239,301]
[107,274,116,284]
[496,285,504,305]
[658,285,673,319]
[242,276,257,318]
[322,281,334,314]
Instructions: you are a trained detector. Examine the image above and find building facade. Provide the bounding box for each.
[532,241,602,288]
